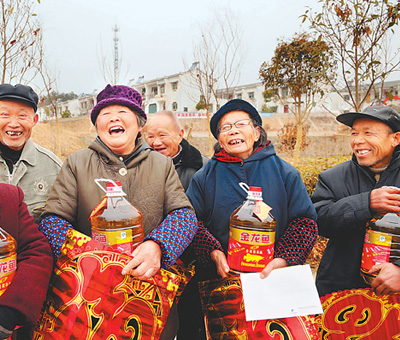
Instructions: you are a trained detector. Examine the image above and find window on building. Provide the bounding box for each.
[344,95,350,101]
[183,107,188,112]
[149,103,157,113]
[284,105,289,113]
[248,92,255,100]
[160,84,165,94]
[151,87,158,95]
[172,102,178,111]
[237,93,242,99]
[172,82,178,91]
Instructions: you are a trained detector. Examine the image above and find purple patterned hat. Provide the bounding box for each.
[91,84,146,125]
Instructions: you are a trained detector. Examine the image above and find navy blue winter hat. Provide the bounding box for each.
[210,99,262,138]
[0,84,38,112]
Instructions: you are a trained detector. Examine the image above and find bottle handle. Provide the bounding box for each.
[239,182,249,194]
[94,178,127,196]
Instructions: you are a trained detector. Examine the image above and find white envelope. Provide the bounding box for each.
[240,264,323,321]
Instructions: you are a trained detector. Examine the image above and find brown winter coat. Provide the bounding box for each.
[42,138,192,237]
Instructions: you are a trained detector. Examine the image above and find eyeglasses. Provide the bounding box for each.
[219,119,252,133]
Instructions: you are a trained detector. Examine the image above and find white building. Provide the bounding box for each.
[37,64,400,121]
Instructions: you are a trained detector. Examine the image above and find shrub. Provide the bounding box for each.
[288,154,350,196]
[277,123,310,154]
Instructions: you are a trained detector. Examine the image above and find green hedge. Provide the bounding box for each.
[286,155,351,196]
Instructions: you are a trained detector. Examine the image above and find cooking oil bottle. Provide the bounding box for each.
[0,227,17,296]
[360,212,400,285]
[227,183,276,273]
[91,179,144,254]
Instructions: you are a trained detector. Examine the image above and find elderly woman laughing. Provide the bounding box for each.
[39,84,197,340]
[188,99,318,280]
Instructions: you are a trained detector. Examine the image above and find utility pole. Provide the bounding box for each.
[113,25,119,85]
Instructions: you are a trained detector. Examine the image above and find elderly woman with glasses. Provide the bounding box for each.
[187,99,318,280]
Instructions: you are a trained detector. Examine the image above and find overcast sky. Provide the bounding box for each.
[36,0,399,94]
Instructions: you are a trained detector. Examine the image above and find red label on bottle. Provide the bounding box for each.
[227,228,275,273]
[361,230,391,271]
[0,253,17,296]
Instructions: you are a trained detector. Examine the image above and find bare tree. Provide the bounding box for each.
[184,7,245,157]
[303,0,400,112]
[31,25,61,157]
[0,0,41,84]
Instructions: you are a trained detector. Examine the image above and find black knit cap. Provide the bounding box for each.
[0,84,38,112]
[210,99,262,138]
[337,106,400,132]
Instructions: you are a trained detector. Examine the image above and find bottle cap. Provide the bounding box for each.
[107,181,122,192]
[247,186,263,200]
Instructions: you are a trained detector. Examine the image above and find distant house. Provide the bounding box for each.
[37,66,400,122]
[37,93,96,121]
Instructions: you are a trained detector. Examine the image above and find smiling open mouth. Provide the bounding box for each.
[109,126,125,135]
[6,131,22,137]
[229,139,244,145]
[356,150,370,155]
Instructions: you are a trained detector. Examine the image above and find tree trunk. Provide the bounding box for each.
[293,123,303,159]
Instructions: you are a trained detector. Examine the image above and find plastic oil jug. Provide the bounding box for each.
[227,183,276,273]
[91,179,144,254]
[360,212,400,285]
[0,227,17,296]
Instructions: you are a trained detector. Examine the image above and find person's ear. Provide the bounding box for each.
[254,126,261,142]
[178,128,184,142]
[392,131,400,148]
[32,113,39,126]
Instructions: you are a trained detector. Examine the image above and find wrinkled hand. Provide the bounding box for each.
[370,186,400,215]
[370,262,400,295]
[211,249,229,278]
[121,240,161,280]
[260,257,288,279]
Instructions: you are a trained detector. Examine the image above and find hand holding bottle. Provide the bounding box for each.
[370,186,400,215]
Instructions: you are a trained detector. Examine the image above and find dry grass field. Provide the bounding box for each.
[32,116,97,161]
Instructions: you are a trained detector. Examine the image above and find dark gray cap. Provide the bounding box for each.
[0,84,38,112]
[336,106,400,132]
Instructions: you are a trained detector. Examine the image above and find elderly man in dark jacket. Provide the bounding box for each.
[312,106,400,297]
[144,111,207,191]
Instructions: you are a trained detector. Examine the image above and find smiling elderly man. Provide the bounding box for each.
[312,106,400,296]
[0,84,62,223]
[144,111,207,191]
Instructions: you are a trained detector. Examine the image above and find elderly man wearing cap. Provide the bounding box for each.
[0,84,62,223]
[39,84,198,340]
[312,106,400,296]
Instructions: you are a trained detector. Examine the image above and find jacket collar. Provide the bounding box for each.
[213,141,274,163]
[90,137,151,166]
[174,139,203,170]
[18,138,37,166]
